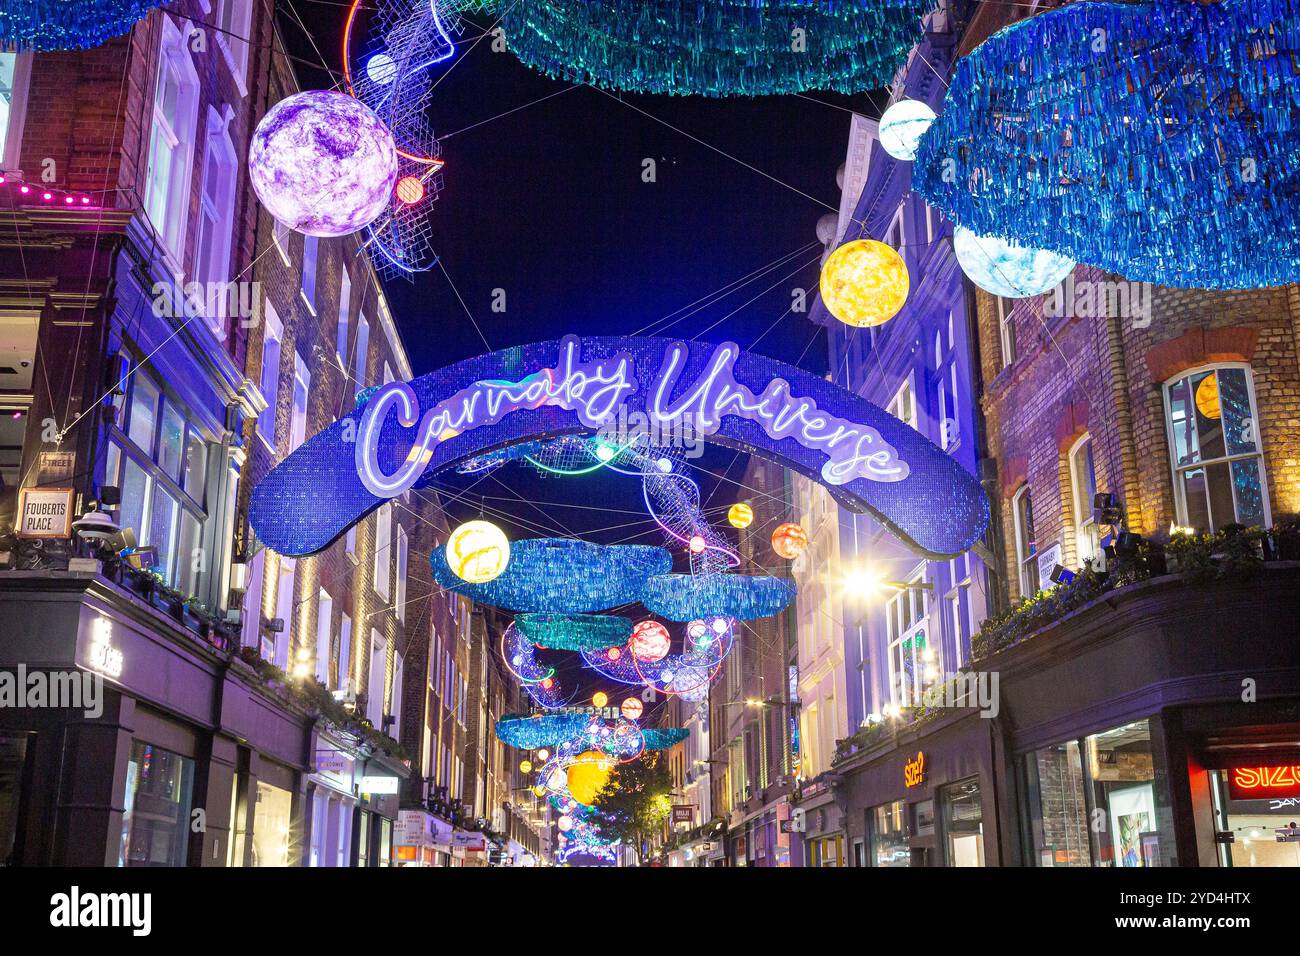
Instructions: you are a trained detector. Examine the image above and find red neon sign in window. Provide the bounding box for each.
[1227,764,1300,801]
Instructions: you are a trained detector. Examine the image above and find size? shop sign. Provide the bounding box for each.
[17,487,74,539]
[904,751,926,788]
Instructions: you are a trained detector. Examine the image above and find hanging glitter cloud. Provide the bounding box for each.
[0,1,163,51]
[430,538,671,612]
[513,613,632,651]
[642,573,796,622]
[913,0,1300,290]
[493,0,936,97]
[248,91,397,237]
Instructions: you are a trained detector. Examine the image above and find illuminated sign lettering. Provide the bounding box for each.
[1228,764,1300,801]
[904,751,925,788]
[251,336,988,559]
[86,617,124,679]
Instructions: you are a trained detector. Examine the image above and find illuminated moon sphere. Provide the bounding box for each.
[953,227,1075,299]
[567,751,613,806]
[621,697,644,720]
[771,522,808,560]
[248,91,397,237]
[728,503,754,529]
[879,99,937,161]
[445,520,511,584]
[820,240,909,328]
[630,620,671,662]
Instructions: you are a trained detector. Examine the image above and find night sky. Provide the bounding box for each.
[283,7,883,542]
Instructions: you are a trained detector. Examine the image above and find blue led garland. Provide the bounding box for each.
[913,0,1300,289]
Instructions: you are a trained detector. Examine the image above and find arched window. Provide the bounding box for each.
[1163,364,1269,531]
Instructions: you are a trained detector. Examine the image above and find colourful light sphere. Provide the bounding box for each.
[567,751,613,806]
[621,697,644,720]
[395,175,425,205]
[820,239,909,328]
[727,502,754,529]
[953,227,1075,299]
[879,99,937,161]
[630,620,672,662]
[592,691,609,709]
[557,815,574,832]
[445,520,511,584]
[1195,373,1221,420]
[688,534,707,554]
[771,522,809,560]
[247,90,397,237]
[519,759,533,773]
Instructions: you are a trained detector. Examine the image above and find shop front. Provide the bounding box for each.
[838,709,1000,867]
[0,571,315,866]
[794,774,846,867]
[984,564,1300,868]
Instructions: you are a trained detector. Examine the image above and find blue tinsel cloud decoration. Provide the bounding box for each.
[641,573,796,621]
[514,613,632,651]
[0,1,163,51]
[913,0,1300,290]
[430,538,671,613]
[496,714,687,751]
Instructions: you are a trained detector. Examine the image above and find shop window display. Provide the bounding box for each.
[940,778,984,866]
[0,735,30,867]
[1023,720,1175,866]
[1210,766,1300,867]
[119,741,195,867]
[251,780,293,867]
[869,801,910,867]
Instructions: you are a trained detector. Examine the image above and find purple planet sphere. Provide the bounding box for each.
[248,91,397,237]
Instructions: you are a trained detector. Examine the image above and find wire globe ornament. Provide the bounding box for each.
[445,520,511,584]
[820,239,909,328]
[247,91,398,237]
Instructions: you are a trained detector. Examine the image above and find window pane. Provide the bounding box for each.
[176,511,202,596]
[1191,371,1225,461]
[1181,467,1211,531]
[184,432,207,501]
[1025,740,1089,866]
[1230,458,1266,527]
[149,485,178,583]
[1167,376,1197,467]
[119,457,149,547]
[1217,367,1257,456]
[105,441,122,490]
[0,53,18,158]
[1205,461,1236,530]
[1086,720,1174,867]
[119,740,194,867]
[159,403,185,480]
[128,377,160,452]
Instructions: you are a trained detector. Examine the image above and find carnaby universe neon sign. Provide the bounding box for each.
[250,336,989,558]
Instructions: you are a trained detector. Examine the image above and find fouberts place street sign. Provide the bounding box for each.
[250,336,988,558]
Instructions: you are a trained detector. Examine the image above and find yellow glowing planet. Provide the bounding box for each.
[820,239,909,328]
[445,520,510,584]
[1195,373,1221,420]
[592,691,608,708]
[519,759,533,774]
[728,502,754,529]
[566,750,614,806]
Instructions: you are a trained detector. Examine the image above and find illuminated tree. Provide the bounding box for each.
[590,752,673,866]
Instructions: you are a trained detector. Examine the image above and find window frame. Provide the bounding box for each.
[1068,434,1101,567]
[256,298,284,452]
[193,107,239,337]
[143,17,201,267]
[885,567,931,708]
[0,51,33,173]
[1161,362,1271,533]
[213,0,253,97]
[996,297,1016,370]
[1011,484,1038,597]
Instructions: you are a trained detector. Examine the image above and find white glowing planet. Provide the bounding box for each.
[953,227,1076,298]
[248,91,397,237]
[879,99,937,162]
